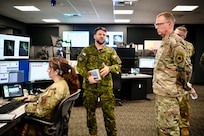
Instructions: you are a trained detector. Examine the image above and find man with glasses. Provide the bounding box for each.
[153,12,193,136]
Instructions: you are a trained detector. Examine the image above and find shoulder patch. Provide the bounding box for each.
[175,53,184,64]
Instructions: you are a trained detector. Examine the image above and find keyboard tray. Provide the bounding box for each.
[0,100,24,114]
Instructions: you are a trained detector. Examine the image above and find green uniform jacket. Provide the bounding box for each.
[25,78,70,120]
[76,44,122,90]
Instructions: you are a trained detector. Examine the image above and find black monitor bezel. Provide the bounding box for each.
[2,83,24,99]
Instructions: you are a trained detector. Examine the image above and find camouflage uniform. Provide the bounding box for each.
[180,40,194,130]
[153,32,191,136]
[76,44,121,136]
[199,53,204,71]
[22,78,70,135]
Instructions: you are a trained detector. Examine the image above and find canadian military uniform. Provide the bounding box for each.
[77,44,121,136]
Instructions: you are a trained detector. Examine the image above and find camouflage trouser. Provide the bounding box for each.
[83,86,117,136]
[179,93,190,128]
[155,95,180,136]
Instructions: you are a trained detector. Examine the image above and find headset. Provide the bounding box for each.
[57,60,63,76]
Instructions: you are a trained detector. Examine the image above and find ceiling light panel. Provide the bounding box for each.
[114,10,134,14]
[114,19,130,23]
[14,6,40,11]
[42,19,60,23]
[172,5,199,11]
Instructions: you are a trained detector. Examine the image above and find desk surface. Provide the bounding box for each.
[121,73,152,79]
[0,104,25,134]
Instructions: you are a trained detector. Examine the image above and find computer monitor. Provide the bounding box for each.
[0,60,29,84]
[139,57,155,68]
[70,47,83,60]
[29,61,51,82]
[2,83,24,99]
[0,60,25,84]
[131,68,140,74]
[116,48,135,73]
[144,40,161,50]
[0,34,30,60]
[116,48,135,58]
[62,31,89,47]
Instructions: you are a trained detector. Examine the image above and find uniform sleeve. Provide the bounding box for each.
[76,48,89,78]
[108,49,122,74]
[25,83,68,119]
[29,95,39,102]
[173,45,191,91]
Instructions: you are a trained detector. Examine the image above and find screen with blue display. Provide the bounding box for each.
[0,60,29,84]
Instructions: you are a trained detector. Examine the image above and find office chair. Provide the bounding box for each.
[112,73,122,106]
[24,89,81,136]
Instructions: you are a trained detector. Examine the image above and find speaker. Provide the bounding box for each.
[57,61,63,76]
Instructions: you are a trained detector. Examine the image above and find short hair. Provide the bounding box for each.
[94,27,107,34]
[157,12,176,23]
[175,25,188,36]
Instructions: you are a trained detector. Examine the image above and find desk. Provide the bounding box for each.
[121,74,152,100]
[0,105,25,135]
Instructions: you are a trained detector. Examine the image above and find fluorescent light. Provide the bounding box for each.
[172,5,199,11]
[42,19,60,23]
[114,19,130,23]
[14,6,40,11]
[114,10,134,14]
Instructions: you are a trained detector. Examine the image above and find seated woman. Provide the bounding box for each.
[13,57,80,136]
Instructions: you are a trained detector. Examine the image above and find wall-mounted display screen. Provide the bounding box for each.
[62,31,89,47]
[105,31,123,47]
[144,40,161,50]
[29,61,51,82]
[139,57,155,68]
[0,34,30,60]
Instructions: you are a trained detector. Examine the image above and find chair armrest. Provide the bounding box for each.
[24,116,54,126]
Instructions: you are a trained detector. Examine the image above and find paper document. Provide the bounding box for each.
[0,114,16,122]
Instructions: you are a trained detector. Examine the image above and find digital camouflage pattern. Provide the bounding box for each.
[179,40,194,130]
[153,32,190,97]
[200,53,204,71]
[153,32,192,135]
[77,44,121,136]
[25,78,70,120]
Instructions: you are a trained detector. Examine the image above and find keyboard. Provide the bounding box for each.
[0,100,24,114]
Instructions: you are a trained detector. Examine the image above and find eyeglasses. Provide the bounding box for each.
[176,33,185,37]
[154,21,169,27]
